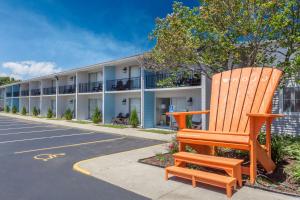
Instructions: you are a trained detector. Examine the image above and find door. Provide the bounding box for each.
[170,97,187,127]
[156,98,171,127]
[88,99,101,119]
[129,98,141,120]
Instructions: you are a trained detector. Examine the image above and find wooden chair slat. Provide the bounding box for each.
[216,70,232,131]
[229,67,253,132]
[209,73,222,131]
[237,68,263,133]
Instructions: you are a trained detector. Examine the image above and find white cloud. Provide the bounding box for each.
[1,61,62,80]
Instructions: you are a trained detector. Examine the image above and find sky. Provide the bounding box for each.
[0,0,198,80]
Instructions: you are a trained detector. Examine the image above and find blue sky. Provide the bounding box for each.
[0,0,198,80]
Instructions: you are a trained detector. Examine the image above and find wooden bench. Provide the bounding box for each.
[165,166,236,198]
[173,152,243,187]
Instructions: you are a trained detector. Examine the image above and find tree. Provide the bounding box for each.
[0,77,19,86]
[4,105,10,113]
[143,1,299,81]
[64,108,73,120]
[47,108,53,118]
[21,106,27,115]
[32,107,38,116]
[92,107,102,124]
[129,108,139,128]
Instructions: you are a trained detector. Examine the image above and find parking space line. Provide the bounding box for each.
[0,128,73,136]
[14,137,126,154]
[0,123,40,127]
[0,132,97,144]
[0,125,55,131]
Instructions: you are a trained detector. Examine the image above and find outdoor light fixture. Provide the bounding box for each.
[122,98,127,105]
[187,97,193,106]
[122,67,127,73]
[161,104,166,109]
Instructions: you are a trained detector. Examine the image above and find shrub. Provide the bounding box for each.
[32,107,38,116]
[186,114,192,128]
[21,106,27,115]
[258,133,286,164]
[5,105,10,113]
[129,108,139,128]
[92,107,101,124]
[167,136,179,154]
[47,108,53,118]
[64,108,73,120]
[12,105,17,114]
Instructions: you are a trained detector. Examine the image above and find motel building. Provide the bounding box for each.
[0,55,299,135]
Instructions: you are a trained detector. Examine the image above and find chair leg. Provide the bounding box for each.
[249,141,257,185]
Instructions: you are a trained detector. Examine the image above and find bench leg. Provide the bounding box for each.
[165,170,169,181]
[192,176,196,188]
[237,166,243,187]
[249,141,257,185]
[226,185,232,198]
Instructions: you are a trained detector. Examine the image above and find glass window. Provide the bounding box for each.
[283,87,300,112]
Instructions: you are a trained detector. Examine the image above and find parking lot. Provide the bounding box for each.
[0,115,162,200]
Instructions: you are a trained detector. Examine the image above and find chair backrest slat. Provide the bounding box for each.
[209,67,282,134]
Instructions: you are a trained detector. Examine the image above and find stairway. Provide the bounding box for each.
[165,152,244,198]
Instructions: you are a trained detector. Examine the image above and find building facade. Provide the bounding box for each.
[0,55,299,136]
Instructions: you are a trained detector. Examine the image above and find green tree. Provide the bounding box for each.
[4,105,10,113]
[92,107,102,124]
[129,108,139,128]
[12,105,17,114]
[143,1,299,80]
[47,108,53,118]
[32,107,38,116]
[64,108,73,120]
[0,77,19,86]
[21,106,27,115]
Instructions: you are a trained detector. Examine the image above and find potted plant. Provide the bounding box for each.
[129,108,139,128]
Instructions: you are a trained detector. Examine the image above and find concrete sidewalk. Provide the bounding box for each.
[0,112,173,142]
[75,144,298,200]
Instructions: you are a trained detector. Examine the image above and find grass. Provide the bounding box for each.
[140,129,176,135]
[97,124,127,129]
[69,120,91,124]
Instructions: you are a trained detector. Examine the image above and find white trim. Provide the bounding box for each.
[78,92,103,95]
[145,86,201,92]
[105,89,141,94]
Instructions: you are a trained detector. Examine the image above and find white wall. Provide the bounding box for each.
[77,94,102,120]
[41,96,55,116]
[29,97,40,115]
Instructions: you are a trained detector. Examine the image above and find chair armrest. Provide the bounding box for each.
[247,113,284,118]
[166,110,210,116]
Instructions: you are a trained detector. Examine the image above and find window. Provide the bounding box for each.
[283,87,300,112]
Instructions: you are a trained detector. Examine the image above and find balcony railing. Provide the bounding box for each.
[79,81,102,93]
[106,77,141,91]
[6,93,12,97]
[31,89,41,96]
[145,71,201,89]
[13,91,20,97]
[59,85,76,94]
[43,87,56,95]
[21,90,29,96]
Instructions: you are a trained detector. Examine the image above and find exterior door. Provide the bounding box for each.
[129,98,141,120]
[170,97,186,126]
[88,99,101,119]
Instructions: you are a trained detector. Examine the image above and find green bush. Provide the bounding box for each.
[64,108,73,120]
[32,107,39,116]
[47,108,53,118]
[258,133,286,164]
[129,108,139,128]
[92,107,101,124]
[21,106,27,115]
[12,105,17,114]
[5,105,10,113]
[186,115,192,128]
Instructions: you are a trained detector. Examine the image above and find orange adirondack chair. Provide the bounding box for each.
[167,67,284,184]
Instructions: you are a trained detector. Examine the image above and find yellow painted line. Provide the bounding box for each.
[14,137,126,154]
[72,143,166,177]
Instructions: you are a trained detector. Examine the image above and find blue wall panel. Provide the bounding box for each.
[143,91,155,128]
[104,93,115,123]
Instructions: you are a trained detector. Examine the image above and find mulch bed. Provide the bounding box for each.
[139,152,300,197]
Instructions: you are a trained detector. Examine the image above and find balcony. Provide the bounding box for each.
[145,71,201,89]
[6,92,12,97]
[21,90,29,96]
[59,85,76,94]
[43,87,56,95]
[106,77,141,91]
[31,89,41,96]
[79,81,102,93]
[13,91,20,97]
